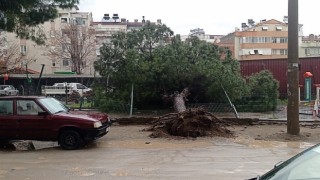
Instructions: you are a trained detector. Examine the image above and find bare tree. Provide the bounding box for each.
[46,23,96,74]
[0,33,36,72]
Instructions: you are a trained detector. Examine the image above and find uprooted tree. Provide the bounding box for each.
[95,22,249,112]
[163,88,190,113]
[145,108,234,138]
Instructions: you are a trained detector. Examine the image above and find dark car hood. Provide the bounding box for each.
[55,111,109,123]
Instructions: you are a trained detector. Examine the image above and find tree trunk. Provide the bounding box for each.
[173,88,189,113]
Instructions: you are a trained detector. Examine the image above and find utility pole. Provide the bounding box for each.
[287,0,300,135]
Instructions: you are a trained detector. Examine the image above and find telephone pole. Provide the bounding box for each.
[287,0,300,135]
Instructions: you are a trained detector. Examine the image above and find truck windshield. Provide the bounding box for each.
[38,97,69,114]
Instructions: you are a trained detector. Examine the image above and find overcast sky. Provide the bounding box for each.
[78,0,318,36]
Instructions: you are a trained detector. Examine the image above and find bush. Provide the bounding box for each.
[245,70,279,112]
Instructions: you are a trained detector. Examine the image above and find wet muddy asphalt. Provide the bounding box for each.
[0,125,316,180]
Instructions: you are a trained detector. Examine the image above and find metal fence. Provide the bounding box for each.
[66,95,318,120]
[187,102,315,120]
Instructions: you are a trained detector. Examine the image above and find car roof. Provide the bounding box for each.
[0,96,48,100]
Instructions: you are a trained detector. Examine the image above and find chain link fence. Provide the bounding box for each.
[66,93,318,120]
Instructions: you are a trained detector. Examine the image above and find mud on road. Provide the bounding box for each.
[1,124,320,180]
[2,121,320,151]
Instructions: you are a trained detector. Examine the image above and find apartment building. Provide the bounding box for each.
[0,6,95,76]
[46,7,95,75]
[219,18,304,61]
[92,14,162,57]
[300,34,320,58]
[0,29,43,74]
[92,14,127,57]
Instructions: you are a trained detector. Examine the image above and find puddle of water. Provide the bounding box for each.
[234,138,315,149]
[69,167,96,177]
[96,139,213,149]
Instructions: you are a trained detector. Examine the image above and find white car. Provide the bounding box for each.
[0,85,19,96]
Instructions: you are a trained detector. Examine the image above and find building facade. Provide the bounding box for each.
[300,34,320,58]
[45,7,95,75]
[92,14,162,58]
[1,6,95,76]
[180,28,224,43]
[219,19,304,61]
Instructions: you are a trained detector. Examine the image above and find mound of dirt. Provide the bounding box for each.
[145,108,234,139]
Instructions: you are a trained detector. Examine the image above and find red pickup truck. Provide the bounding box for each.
[0,96,112,150]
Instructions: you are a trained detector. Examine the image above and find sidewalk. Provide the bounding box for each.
[215,104,320,124]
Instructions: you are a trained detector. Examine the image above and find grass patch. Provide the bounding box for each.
[67,101,95,109]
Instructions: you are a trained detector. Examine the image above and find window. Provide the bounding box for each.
[61,18,68,23]
[280,49,288,55]
[17,100,43,115]
[280,38,288,43]
[305,49,310,55]
[20,45,27,54]
[76,84,86,89]
[276,27,283,31]
[262,26,268,31]
[309,48,320,55]
[52,60,56,67]
[75,17,83,25]
[63,59,69,66]
[0,100,13,115]
[272,38,277,43]
[272,49,278,55]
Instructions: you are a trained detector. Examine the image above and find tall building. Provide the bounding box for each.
[1,6,95,75]
[46,7,95,75]
[218,18,304,61]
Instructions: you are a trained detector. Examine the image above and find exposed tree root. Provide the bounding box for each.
[145,108,234,138]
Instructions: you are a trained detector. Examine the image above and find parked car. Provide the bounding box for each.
[41,82,92,97]
[247,143,320,180]
[0,85,19,96]
[0,96,112,150]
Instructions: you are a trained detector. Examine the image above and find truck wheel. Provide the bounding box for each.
[58,130,84,150]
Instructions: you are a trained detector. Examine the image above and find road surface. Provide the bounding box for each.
[0,125,315,180]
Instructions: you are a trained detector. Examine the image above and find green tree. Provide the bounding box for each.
[246,70,279,112]
[95,23,174,107]
[95,24,248,111]
[0,0,79,44]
